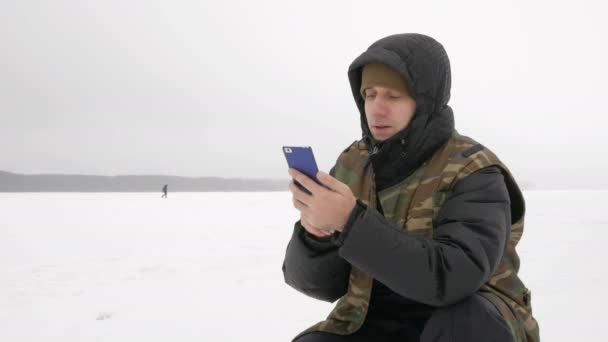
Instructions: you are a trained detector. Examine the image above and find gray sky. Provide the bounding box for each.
[1,0,607,188]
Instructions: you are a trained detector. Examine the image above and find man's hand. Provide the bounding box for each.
[288,168,357,235]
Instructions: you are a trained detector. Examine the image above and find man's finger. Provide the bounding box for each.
[289,180,312,206]
[292,196,309,212]
[301,217,330,237]
[302,216,334,236]
[288,168,324,195]
[316,170,347,193]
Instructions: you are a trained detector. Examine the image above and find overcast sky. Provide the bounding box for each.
[1,0,606,187]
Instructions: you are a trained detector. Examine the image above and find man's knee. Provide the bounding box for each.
[420,294,514,342]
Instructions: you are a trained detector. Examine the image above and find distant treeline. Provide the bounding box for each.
[0,170,582,192]
[0,170,288,192]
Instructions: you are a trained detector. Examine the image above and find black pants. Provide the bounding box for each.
[293,294,514,342]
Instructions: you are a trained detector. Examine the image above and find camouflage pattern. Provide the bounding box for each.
[294,131,539,341]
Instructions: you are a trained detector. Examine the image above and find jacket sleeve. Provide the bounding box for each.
[281,166,351,302]
[334,165,511,307]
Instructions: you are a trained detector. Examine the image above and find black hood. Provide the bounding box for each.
[347,33,455,191]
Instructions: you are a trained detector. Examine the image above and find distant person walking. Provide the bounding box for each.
[161,184,168,198]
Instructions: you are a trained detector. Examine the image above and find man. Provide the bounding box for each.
[282,33,539,342]
[161,184,168,198]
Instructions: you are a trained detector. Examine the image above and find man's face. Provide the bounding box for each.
[363,85,417,142]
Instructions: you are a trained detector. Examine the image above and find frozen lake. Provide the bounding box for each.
[0,191,606,341]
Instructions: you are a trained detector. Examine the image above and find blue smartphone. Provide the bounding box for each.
[283,146,320,194]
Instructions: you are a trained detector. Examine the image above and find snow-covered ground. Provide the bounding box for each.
[0,191,606,341]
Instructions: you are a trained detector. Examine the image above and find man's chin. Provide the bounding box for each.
[372,132,395,142]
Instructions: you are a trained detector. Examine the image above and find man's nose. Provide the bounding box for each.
[370,97,389,116]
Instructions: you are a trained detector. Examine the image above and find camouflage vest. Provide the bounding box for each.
[295,131,540,342]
